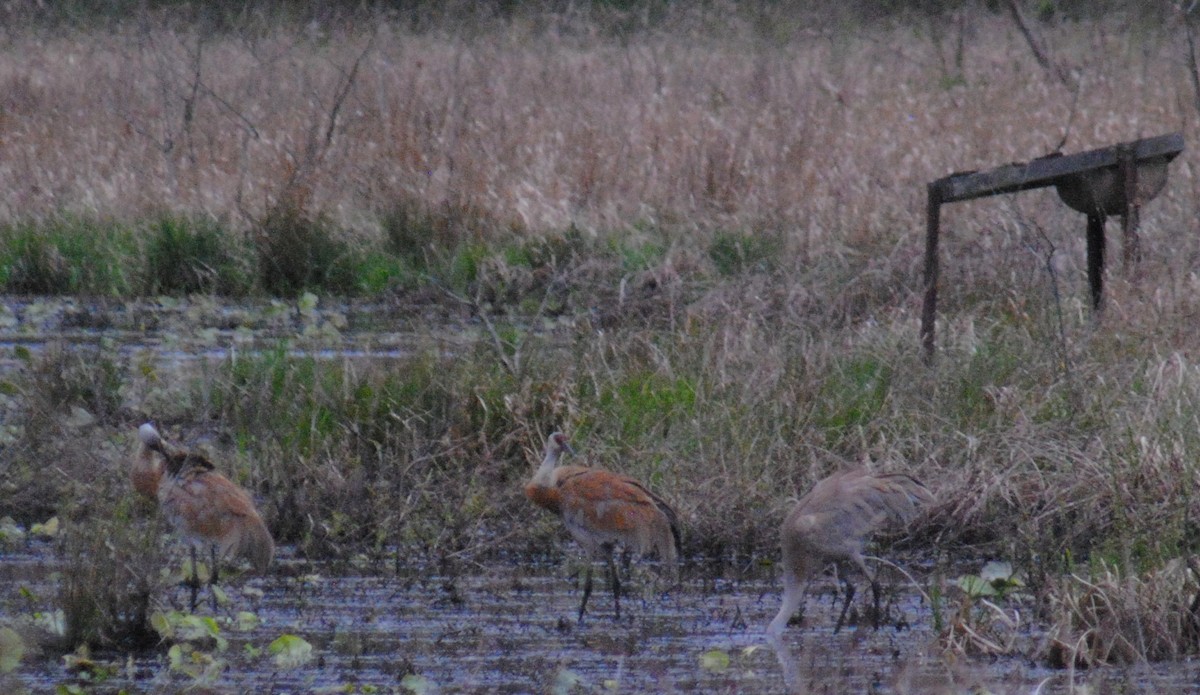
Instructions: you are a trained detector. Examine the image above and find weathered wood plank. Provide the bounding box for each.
[933,132,1183,203]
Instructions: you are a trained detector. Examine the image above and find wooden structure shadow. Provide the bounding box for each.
[920,132,1184,362]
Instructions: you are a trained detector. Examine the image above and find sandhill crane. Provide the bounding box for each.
[137,423,274,609]
[767,469,933,639]
[130,430,164,500]
[524,432,681,621]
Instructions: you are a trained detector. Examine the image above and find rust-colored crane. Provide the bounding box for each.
[130,427,164,500]
[137,423,274,609]
[524,432,680,621]
[767,468,933,638]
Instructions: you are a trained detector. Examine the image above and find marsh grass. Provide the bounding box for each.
[0,219,137,296]
[380,198,505,291]
[145,215,251,296]
[0,344,163,654]
[57,499,164,653]
[187,341,568,557]
[254,204,361,297]
[5,0,1200,668]
[1045,559,1200,667]
[0,343,126,527]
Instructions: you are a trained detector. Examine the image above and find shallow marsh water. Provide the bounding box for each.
[4,544,1199,694]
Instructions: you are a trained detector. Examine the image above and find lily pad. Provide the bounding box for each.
[0,627,25,673]
[699,648,730,673]
[268,634,314,668]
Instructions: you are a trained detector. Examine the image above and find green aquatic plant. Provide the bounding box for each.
[268,634,314,668]
[940,561,1025,657]
[0,627,24,673]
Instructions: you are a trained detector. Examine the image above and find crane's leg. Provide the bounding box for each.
[833,576,856,633]
[607,554,621,621]
[853,556,882,630]
[767,573,806,639]
[869,575,882,630]
[578,564,594,623]
[208,545,221,612]
[187,546,200,612]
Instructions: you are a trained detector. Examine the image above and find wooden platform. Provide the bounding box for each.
[921,133,1184,361]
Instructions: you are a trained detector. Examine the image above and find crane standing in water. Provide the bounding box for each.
[767,468,933,639]
[524,432,681,621]
[137,423,274,609]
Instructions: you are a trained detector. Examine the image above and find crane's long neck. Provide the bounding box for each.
[529,446,563,488]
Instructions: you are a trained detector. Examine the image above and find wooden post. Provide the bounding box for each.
[921,183,942,362]
[1085,213,1105,311]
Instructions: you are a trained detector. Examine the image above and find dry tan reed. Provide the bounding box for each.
[1,9,1194,249]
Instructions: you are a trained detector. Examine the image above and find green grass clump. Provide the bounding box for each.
[381,200,452,273]
[707,230,781,277]
[0,231,71,294]
[144,216,251,296]
[595,370,697,441]
[354,250,408,294]
[606,229,669,274]
[812,355,891,441]
[381,199,513,295]
[0,218,136,295]
[255,204,359,297]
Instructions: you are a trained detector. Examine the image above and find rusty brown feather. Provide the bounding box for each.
[525,432,679,621]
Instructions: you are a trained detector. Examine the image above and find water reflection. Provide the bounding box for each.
[768,632,804,694]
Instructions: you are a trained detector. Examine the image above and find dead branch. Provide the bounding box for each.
[1004,0,1076,90]
[1181,4,1200,118]
[269,32,376,214]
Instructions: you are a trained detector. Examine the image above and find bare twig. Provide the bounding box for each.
[322,32,374,151]
[1053,71,1082,152]
[1181,4,1200,117]
[1004,0,1076,90]
[1008,204,1079,413]
[180,32,204,165]
[269,33,376,213]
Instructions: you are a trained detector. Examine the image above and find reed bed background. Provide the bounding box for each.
[4,0,1200,668]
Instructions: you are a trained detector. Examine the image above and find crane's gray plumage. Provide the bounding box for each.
[768,469,933,638]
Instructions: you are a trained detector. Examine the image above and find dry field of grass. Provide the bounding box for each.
[5,1,1200,670]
